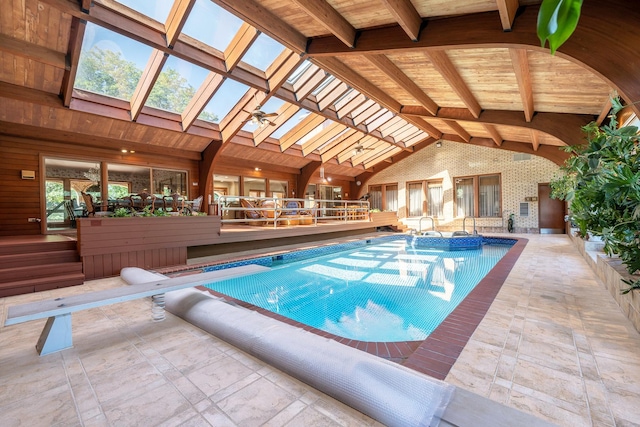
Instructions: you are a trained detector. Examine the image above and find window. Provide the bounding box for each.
[427,181,444,218]
[455,174,501,218]
[408,182,423,217]
[385,185,398,212]
[152,168,187,196]
[368,185,382,210]
[243,177,265,198]
[269,179,288,198]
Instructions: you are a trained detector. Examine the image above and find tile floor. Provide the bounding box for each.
[0,234,639,426]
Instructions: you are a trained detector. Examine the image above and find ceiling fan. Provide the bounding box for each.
[242,95,278,128]
[353,143,375,155]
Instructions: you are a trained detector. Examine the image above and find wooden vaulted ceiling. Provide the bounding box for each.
[1,0,639,185]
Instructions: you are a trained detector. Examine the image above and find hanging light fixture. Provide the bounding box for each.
[83,163,101,183]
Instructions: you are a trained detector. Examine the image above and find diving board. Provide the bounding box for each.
[4,264,269,355]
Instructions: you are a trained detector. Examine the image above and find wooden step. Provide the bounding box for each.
[0,236,77,256]
[0,272,85,298]
[0,262,83,283]
[0,250,80,269]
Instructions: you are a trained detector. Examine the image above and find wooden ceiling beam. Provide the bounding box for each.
[224,22,260,71]
[353,103,382,125]
[364,146,403,169]
[401,115,442,139]
[350,142,391,166]
[596,98,612,125]
[496,0,519,31]
[279,114,326,151]
[181,73,225,130]
[336,93,368,119]
[366,110,395,133]
[379,0,422,41]
[307,3,640,118]
[212,0,308,54]
[425,50,482,118]
[130,49,168,121]
[294,68,328,100]
[365,54,438,115]
[483,123,503,146]
[0,33,67,69]
[301,122,348,156]
[401,106,592,146]
[318,82,350,111]
[530,129,540,151]
[312,57,402,113]
[165,0,196,47]
[443,120,471,142]
[509,48,534,122]
[267,50,305,91]
[60,17,86,107]
[290,0,356,48]
[319,130,361,159]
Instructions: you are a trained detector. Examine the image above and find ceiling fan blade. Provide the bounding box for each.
[242,109,253,115]
[263,113,278,117]
[268,120,277,126]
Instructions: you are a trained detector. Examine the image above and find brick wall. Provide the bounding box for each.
[366,142,561,233]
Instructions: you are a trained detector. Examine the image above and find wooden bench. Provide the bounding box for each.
[4,264,269,355]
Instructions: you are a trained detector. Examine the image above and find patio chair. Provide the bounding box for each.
[81,192,110,217]
[162,193,185,215]
[186,195,204,215]
[128,191,156,213]
[240,199,265,225]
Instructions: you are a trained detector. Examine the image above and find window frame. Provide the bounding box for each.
[453,173,502,218]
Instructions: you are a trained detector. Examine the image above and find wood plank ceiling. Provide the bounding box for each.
[1,0,637,181]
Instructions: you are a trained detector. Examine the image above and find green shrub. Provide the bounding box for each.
[551,97,640,293]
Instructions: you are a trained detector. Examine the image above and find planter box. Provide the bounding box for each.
[77,216,221,280]
[570,231,640,333]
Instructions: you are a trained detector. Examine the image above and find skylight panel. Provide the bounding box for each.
[270,109,311,139]
[182,0,244,51]
[114,0,172,23]
[312,75,336,96]
[74,23,152,101]
[200,79,250,123]
[145,56,209,114]
[296,119,332,146]
[287,60,312,84]
[240,34,285,71]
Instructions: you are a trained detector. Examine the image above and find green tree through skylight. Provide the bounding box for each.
[75,47,217,121]
[75,48,141,100]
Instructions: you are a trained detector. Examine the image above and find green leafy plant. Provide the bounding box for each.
[551,97,640,293]
[111,207,133,217]
[537,0,583,54]
[152,208,170,217]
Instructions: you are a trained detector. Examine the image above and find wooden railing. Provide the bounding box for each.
[217,196,370,228]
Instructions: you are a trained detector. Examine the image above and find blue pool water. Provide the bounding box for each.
[203,238,512,342]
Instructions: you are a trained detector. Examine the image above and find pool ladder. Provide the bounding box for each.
[417,216,443,237]
[461,216,478,235]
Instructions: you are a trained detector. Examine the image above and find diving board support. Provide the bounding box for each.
[5,264,270,356]
[36,313,73,355]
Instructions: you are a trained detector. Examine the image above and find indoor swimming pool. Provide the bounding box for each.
[203,237,514,341]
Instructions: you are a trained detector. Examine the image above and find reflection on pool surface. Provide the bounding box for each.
[204,238,512,342]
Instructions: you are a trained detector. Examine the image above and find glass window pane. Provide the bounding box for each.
[241,34,285,71]
[108,163,150,195]
[385,184,398,212]
[427,182,443,218]
[479,175,501,217]
[182,0,243,51]
[244,177,266,198]
[408,182,422,217]
[113,0,172,23]
[75,23,152,101]
[200,79,250,123]
[146,56,208,113]
[287,60,312,84]
[455,178,474,217]
[152,168,187,196]
[368,186,382,211]
[269,179,288,198]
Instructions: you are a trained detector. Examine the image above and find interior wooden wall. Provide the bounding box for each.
[0,135,200,236]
